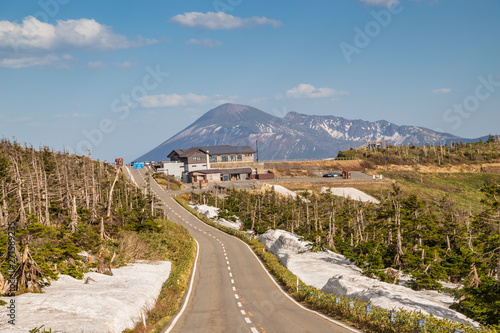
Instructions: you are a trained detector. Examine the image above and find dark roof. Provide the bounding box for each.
[190,167,252,175]
[168,145,256,158]
[198,145,256,155]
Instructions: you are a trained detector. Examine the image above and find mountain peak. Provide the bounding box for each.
[134,104,467,162]
[195,103,278,126]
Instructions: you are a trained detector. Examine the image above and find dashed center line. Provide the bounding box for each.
[136,171,268,333]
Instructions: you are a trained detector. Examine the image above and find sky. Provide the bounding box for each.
[0,0,499,162]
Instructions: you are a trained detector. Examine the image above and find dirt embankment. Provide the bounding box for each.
[374,162,500,173]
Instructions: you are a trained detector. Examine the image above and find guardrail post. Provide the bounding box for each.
[365,304,372,315]
[349,300,354,310]
[417,319,426,332]
[335,297,340,304]
[390,310,396,324]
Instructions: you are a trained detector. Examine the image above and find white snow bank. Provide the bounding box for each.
[263,184,297,199]
[190,204,242,230]
[321,187,380,204]
[259,229,478,328]
[0,261,171,333]
[190,204,220,219]
[216,217,242,230]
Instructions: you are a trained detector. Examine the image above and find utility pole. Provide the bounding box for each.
[256,140,259,162]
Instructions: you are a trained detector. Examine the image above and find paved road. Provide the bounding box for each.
[124,166,361,333]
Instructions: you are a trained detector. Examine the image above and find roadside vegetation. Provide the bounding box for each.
[0,140,195,332]
[153,173,184,191]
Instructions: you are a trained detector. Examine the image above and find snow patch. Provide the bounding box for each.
[258,229,479,328]
[190,204,219,219]
[190,204,242,230]
[321,187,380,204]
[263,184,297,199]
[0,261,172,332]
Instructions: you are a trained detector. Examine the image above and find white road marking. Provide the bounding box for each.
[250,328,259,333]
[227,266,231,271]
[240,310,246,315]
[232,286,236,291]
[234,294,239,299]
[226,261,230,265]
[164,239,200,333]
[229,272,232,277]
[244,318,251,324]
[237,302,242,307]
[231,279,234,284]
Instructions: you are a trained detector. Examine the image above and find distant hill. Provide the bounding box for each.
[135,103,478,162]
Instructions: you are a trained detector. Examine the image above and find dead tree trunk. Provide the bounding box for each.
[11,156,26,227]
[394,201,404,266]
[69,196,79,233]
[106,168,120,218]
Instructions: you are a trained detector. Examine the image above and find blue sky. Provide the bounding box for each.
[0,0,499,162]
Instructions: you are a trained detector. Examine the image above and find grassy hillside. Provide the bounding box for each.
[337,138,500,167]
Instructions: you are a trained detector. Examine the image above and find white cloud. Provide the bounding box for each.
[185,38,223,48]
[170,12,282,30]
[280,84,349,100]
[432,88,452,95]
[0,16,157,52]
[360,0,400,7]
[115,61,139,68]
[140,93,210,108]
[0,54,71,69]
[87,60,105,70]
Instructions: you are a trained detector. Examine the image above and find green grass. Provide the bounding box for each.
[386,172,499,212]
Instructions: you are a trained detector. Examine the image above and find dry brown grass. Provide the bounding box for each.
[114,231,151,265]
[264,160,366,178]
[372,162,500,174]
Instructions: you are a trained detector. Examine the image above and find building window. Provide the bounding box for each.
[210,155,217,163]
[221,155,228,162]
[230,154,236,161]
[237,154,242,161]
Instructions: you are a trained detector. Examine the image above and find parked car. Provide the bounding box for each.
[323,172,338,177]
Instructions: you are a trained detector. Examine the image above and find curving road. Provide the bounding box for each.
[125,166,362,333]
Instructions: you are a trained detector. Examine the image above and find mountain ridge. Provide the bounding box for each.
[134,103,474,162]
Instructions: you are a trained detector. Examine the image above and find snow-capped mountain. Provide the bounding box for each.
[135,103,467,161]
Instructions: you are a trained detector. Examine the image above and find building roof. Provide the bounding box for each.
[168,145,256,159]
[198,145,256,155]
